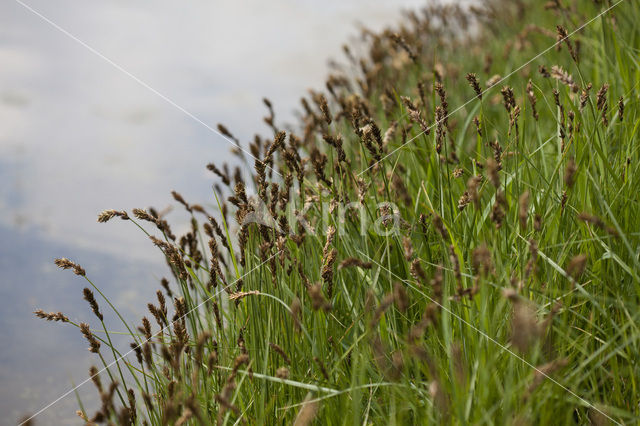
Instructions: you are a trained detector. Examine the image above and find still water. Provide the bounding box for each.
[0,0,430,423]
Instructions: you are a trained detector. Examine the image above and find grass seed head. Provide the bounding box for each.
[466,73,483,99]
[504,290,540,353]
[472,244,493,278]
[564,158,577,188]
[80,322,101,353]
[34,309,69,322]
[54,258,86,276]
[290,297,302,332]
[518,191,530,230]
[269,342,291,365]
[618,96,624,121]
[556,25,578,63]
[410,258,427,283]
[526,80,538,120]
[83,288,103,322]
[97,209,128,223]
[550,65,578,92]
[338,257,372,270]
[309,283,331,312]
[293,393,320,426]
[567,254,588,280]
[317,94,332,125]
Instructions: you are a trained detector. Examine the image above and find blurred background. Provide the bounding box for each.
[0,0,429,423]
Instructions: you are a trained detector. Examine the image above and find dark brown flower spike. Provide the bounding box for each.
[318,94,332,125]
[526,80,538,121]
[618,96,624,121]
[83,288,104,321]
[389,32,417,63]
[466,73,482,100]
[338,258,373,270]
[556,25,578,62]
[80,323,101,353]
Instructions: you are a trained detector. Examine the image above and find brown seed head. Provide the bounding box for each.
[321,249,337,297]
[618,96,624,121]
[472,243,493,278]
[293,393,320,426]
[486,158,500,188]
[389,32,417,63]
[596,83,609,111]
[97,210,128,223]
[206,163,231,186]
[527,358,568,395]
[500,86,516,112]
[564,158,577,188]
[228,290,260,301]
[466,175,482,208]
[276,367,290,380]
[290,297,302,331]
[577,212,618,236]
[504,291,540,353]
[526,80,538,121]
[466,73,482,100]
[80,322,101,353]
[83,288,103,321]
[490,190,506,229]
[171,190,191,212]
[518,191,530,230]
[132,208,156,223]
[538,65,550,78]
[393,282,409,312]
[550,65,578,92]
[318,94,332,125]
[338,257,373,270]
[579,83,592,110]
[567,254,588,280]
[432,214,449,241]
[269,342,291,365]
[308,283,331,312]
[34,309,69,322]
[54,258,86,276]
[556,25,578,63]
[457,191,471,211]
[401,96,430,135]
[410,258,427,282]
[89,365,103,392]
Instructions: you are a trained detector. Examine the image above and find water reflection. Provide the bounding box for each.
[1,0,426,423]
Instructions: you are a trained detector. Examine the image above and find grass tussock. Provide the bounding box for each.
[32,0,640,424]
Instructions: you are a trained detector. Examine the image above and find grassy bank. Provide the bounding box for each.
[35,0,640,424]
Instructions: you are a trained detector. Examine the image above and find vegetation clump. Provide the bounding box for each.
[33,0,640,424]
